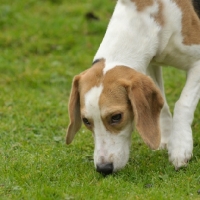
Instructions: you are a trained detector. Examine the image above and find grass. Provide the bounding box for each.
[0,0,200,199]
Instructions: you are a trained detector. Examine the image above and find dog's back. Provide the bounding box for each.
[192,0,200,18]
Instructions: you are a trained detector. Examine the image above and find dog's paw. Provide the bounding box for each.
[167,128,193,170]
[168,143,193,170]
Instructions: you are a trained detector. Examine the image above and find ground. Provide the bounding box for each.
[0,0,200,199]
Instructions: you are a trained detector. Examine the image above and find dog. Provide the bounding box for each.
[66,0,200,175]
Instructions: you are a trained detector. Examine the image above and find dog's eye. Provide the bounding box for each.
[82,118,91,126]
[111,114,122,124]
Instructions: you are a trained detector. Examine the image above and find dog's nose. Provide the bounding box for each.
[96,163,113,175]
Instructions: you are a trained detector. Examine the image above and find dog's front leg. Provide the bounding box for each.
[168,62,200,170]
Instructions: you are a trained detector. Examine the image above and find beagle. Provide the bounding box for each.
[66,0,200,175]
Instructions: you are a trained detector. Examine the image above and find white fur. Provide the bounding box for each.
[93,0,200,170]
[93,124,133,172]
[84,85,133,171]
[95,0,161,74]
[84,85,103,118]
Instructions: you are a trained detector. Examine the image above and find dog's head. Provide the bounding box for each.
[66,60,164,175]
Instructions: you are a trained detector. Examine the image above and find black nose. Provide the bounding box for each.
[96,163,113,176]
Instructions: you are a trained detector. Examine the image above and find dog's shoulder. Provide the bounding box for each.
[192,0,200,18]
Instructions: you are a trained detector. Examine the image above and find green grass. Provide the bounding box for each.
[0,0,200,199]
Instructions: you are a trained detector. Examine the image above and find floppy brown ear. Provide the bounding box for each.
[66,75,82,144]
[127,74,164,150]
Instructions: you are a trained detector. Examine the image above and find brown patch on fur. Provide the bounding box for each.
[100,66,164,149]
[66,59,105,144]
[131,0,154,11]
[175,0,200,45]
[79,60,105,107]
[99,70,134,134]
[131,0,164,26]
[126,72,163,149]
[66,75,82,144]
[154,1,164,26]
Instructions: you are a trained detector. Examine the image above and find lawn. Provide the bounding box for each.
[0,0,200,199]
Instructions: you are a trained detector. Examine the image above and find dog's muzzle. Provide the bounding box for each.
[96,163,113,176]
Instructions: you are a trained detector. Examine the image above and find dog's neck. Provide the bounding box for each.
[94,0,161,74]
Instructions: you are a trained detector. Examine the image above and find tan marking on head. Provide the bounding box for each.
[99,66,164,149]
[99,68,133,134]
[175,0,200,45]
[67,63,164,149]
[79,60,105,109]
[131,0,154,11]
[66,59,105,144]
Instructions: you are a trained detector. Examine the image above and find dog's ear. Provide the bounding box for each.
[126,74,164,149]
[66,75,82,144]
